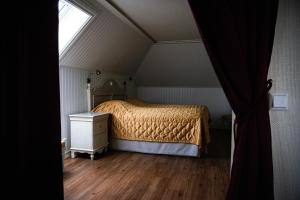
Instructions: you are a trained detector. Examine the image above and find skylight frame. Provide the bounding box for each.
[59,0,97,59]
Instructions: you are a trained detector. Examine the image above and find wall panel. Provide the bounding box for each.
[268,0,300,199]
[59,66,136,151]
[137,87,231,121]
[59,66,89,150]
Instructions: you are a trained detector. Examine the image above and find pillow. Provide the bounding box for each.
[126,98,145,106]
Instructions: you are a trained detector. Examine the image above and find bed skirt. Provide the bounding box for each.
[110,139,201,157]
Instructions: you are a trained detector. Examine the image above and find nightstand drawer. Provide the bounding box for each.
[93,120,107,134]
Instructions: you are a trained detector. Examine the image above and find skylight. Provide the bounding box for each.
[59,0,92,55]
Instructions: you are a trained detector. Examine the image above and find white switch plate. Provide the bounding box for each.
[271,93,288,110]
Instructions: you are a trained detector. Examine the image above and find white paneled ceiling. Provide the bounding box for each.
[60,0,209,81]
[60,0,152,75]
[108,0,201,41]
[135,42,220,87]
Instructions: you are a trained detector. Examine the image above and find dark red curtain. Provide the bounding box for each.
[188,0,278,199]
[0,1,63,199]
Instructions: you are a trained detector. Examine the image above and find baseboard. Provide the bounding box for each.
[64,150,71,159]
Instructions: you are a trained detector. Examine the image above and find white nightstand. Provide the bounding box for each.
[69,112,109,160]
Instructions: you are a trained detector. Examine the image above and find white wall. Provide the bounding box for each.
[90,70,136,98]
[59,65,136,151]
[59,66,89,151]
[135,41,229,125]
[268,0,300,199]
[134,41,220,87]
[137,87,231,122]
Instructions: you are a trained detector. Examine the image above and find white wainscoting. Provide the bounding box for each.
[59,66,137,151]
[137,87,231,121]
[59,66,89,151]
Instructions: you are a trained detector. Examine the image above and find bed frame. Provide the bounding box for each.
[87,79,127,111]
[87,79,202,157]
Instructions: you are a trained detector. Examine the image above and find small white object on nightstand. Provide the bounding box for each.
[69,112,109,160]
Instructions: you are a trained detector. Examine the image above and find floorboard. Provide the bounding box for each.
[64,148,230,200]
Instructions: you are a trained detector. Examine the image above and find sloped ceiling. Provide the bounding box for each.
[60,0,152,75]
[135,42,220,87]
[108,0,201,41]
[61,0,217,88]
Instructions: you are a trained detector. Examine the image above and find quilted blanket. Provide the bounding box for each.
[92,99,210,149]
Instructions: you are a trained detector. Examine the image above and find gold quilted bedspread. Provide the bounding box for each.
[92,99,211,149]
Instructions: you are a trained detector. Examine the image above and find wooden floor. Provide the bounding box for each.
[64,149,230,200]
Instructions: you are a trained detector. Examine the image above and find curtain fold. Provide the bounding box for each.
[188,0,278,199]
[0,1,63,199]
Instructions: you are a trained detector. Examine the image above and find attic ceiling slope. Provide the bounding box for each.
[135,42,220,87]
[109,0,201,41]
[60,0,152,75]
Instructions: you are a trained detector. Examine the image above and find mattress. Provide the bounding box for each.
[92,99,211,150]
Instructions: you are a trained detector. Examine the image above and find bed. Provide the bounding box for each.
[88,79,211,157]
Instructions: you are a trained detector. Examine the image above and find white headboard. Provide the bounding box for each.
[87,79,127,110]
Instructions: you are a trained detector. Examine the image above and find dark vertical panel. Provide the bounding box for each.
[188,0,278,199]
[0,1,63,199]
